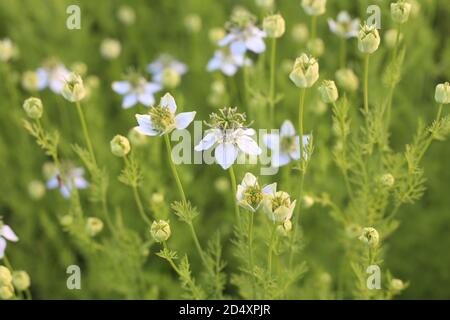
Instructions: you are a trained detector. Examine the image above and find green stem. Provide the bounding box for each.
[163,134,187,204]
[298,88,306,159]
[228,166,241,223]
[392,24,402,61]
[339,38,347,69]
[248,212,256,299]
[363,54,370,114]
[75,101,97,166]
[267,223,277,277]
[310,15,317,40]
[418,104,444,161]
[188,222,208,269]
[269,37,277,128]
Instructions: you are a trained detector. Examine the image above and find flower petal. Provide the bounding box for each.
[289,136,301,160]
[2,225,19,242]
[281,120,296,136]
[135,114,158,136]
[123,94,138,109]
[160,93,177,113]
[175,111,196,130]
[272,152,291,167]
[262,183,277,195]
[0,238,6,259]
[222,63,238,76]
[138,92,155,106]
[230,40,247,56]
[245,36,265,54]
[112,81,131,94]
[263,133,280,150]
[242,172,257,187]
[46,177,59,189]
[195,131,217,151]
[215,143,238,169]
[237,135,261,155]
[145,83,162,94]
[236,184,245,201]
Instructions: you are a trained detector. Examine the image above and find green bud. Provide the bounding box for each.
[27,180,46,200]
[0,285,14,300]
[435,82,450,104]
[289,53,319,88]
[307,38,325,57]
[110,134,131,157]
[318,80,339,103]
[23,97,43,119]
[263,14,285,38]
[358,24,380,54]
[208,27,226,44]
[391,1,412,24]
[335,68,359,92]
[12,271,30,291]
[301,0,327,16]
[380,173,395,187]
[150,220,171,243]
[391,278,405,291]
[359,227,380,247]
[86,217,103,237]
[0,266,12,286]
[100,38,121,60]
[62,72,86,102]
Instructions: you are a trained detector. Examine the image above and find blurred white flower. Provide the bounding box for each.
[147,54,187,86]
[0,38,15,62]
[219,24,266,55]
[0,222,19,259]
[21,70,47,92]
[37,61,71,94]
[46,166,88,199]
[301,0,327,16]
[328,11,359,39]
[117,5,136,26]
[195,107,261,169]
[112,73,162,109]
[207,48,246,76]
[135,93,196,136]
[100,38,121,60]
[264,120,310,167]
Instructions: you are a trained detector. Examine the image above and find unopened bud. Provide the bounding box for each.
[435,82,450,104]
[110,134,131,157]
[23,97,43,119]
[359,227,380,247]
[358,24,380,54]
[263,14,285,38]
[318,80,339,103]
[335,68,359,92]
[391,1,412,24]
[62,73,86,102]
[86,217,103,237]
[150,220,171,242]
[12,271,30,291]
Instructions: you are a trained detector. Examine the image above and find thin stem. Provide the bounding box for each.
[75,101,97,166]
[267,223,277,277]
[310,15,317,40]
[248,212,256,299]
[269,37,277,128]
[392,24,403,61]
[418,104,444,161]
[298,88,306,159]
[228,166,240,223]
[188,222,208,269]
[163,134,187,204]
[363,54,370,114]
[339,38,347,69]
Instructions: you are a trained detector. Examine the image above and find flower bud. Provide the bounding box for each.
[359,227,380,247]
[214,177,230,193]
[335,68,359,92]
[302,195,315,209]
[86,217,103,237]
[151,192,165,204]
[391,1,412,24]
[358,24,380,54]
[208,27,226,44]
[0,38,14,62]
[0,266,12,286]
[161,68,181,89]
[301,0,327,16]
[71,61,88,77]
[276,219,292,236]
[12,271,30,291]
[110,135,131,157]
[435,82,450,104]
[184,14,202,33]
[0,285,14,300]
[59,215,73,227]
[289,53,319,88]
[150,220,171,242]
[390,278,405,291]
[255,0,274,10]
[117,5,136,26]
[28,180,46,200]
[307,38,325,57]
[21,70,40,92]
[379,173,395,187]
[318,80,339,103]
[263,14,286,38]
[62,72,86,102]
[292,24,309,44]
[22,97,43,119]
[100,38,121,60]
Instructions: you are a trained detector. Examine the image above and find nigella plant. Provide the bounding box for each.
[46,164,89,199]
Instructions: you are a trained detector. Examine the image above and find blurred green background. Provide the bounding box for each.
[0,0,449,299]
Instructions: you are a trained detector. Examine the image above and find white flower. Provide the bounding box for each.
[207,49,246,76]
[219,24,266,55]
[112,74,162,109]
[0,222,19,259]
[262,186,297,223]
[37,63,71,94]
[301,0,327,16]
[135,93,196,136]
[236,173,276,212]
[21,70,48,92]
[264,120,310,167]
[328,11,360,39]
[100,38,121,60]
[147,54,188,85]
[195,107,261,169]
[47,166,89,199]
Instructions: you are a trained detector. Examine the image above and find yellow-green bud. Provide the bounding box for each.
[292,24,309,44]
[100,38,121,60]
[0,38,14,62]
[28,180,46,200]
[307,38,325,57]
[214,177,230,193]
[302,195,315,208]
[435,82,450,104]
[301,0,327,16]
[255,0,274,10]
[263,14,285,38]
[391,1,412,24]
[150,220,171,242]
[0,266,12,286]
[276,219,292,236]
[380,173,395,187]
[117,5,136,26]
[289,53,319,88]
[86,217,103,237]
[151,192,165,204]
[358,24,380,54]
[318,80,339,103]
[59,215,73,227]
[0,285,14,300]
[335,68,359,92]
[12,271,30,291]
[184,14,202,33]
[208,27,226,44]
[391,278,405,291]
[161,68,181,89]
[359,227,380,247]
[23,97,43,119]
[62,73,86,102]
[21,71,40,92]
[110,134,131,157]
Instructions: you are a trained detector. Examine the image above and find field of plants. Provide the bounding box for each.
[0,0,449,300]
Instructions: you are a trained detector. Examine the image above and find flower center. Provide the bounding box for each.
[272,195,289,211]
[281,136,297,154]
[207,107,247,130]
[244,185,262,208]
[149,106,175,133]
